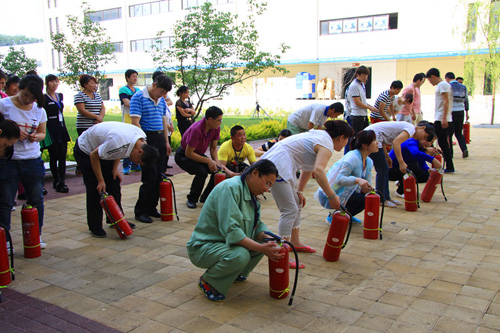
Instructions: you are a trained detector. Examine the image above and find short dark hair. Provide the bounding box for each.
[0,69,7,80]
[413,73,425,82]
[404,93,414,104]
[45,74,58,86]
[329,102,344,115]
[79,74,97,88]
[140,144,159,167]
[356,66,370,76]
[0,113,20,139]
[205,106,223,120]
[125,69,138,81]
[154,75,172,92]
[6,74,20,88]
[152,70,164,82]
[417,121,436,142]
[242,158,278,179]
[324,120,354,140]
[176,85,189,97]
[350,130,376,150]
[19,74,44,106]
[445,72,455,80]
[278,129,292,138]
[391,80,403,89]
[230,125,244,137]
[426,68,440,78]
[456,77,464,81]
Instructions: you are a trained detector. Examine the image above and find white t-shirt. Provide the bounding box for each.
[77,121,146,160]
[288,104,329,130]
[262,129,334,184]
[392,96,404,114]
[347,79,368,116]
[165,105,173,137]
[365,121,416,148]
[434,81,453,122]
[0,97,47,160]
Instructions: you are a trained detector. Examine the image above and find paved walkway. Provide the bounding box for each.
[2,129,500,332]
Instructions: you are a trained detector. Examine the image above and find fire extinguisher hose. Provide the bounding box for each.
[341,205,353,249]
[441,173,448,202]
[161,174,180,221]
[0,223,15,282]
[375,190,385,240]
[264,231,299,306]
[100,192,125,237]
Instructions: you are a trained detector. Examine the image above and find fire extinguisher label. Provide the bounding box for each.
[367,212,374,216]
[275,268,284,274]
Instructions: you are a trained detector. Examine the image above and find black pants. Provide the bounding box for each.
[175,147,215,203]
[134,131,167,216]
[47,142,68,184]
[74,142,121,233]
[434,121,454,171]
[346,192,366,217]
[351,115,369,135]
[177,119,193,137]
[388,162,430,195]
[449,111,468,156]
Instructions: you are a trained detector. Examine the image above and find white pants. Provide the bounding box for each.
[270,179,301,237]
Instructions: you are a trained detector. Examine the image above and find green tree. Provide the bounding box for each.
[462,0,500,125]
[51,3,116,89]
[151,0,288,119]
[0,34,43,46]
[0,46,37,76]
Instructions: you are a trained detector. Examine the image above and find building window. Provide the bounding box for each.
[320,13,398,36]
[47,0,50,8]
[86,8,122,22]
[55,17,59,32]
[484,72,493,95]
[54,0,57,7]
[217,0,234,4]
[130,37,172,52]
[99,79,113,101]
[58,51,62,68]
[49,18,53,35]
[130,0,172,17]
[467,3,478,42]
[182,0,208,9]
[51,49,56,69]
[112,42,124,53]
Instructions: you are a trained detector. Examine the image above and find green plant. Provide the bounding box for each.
[0,46,37,76]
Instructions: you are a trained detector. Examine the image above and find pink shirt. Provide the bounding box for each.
[413,86,422,114]
[181,117,220,155]
[400,85,414,115]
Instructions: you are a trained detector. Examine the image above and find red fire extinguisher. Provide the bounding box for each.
[364,191,384,240]
[403,171,419,212]
[21,205,41,259]
[323,205,352,262]
[434,154,442,163]
[264,231,298,306]
[463,122,470,144]
[160,174,179,222]
[215,171,226,186]
[100,192,133,239]
[0,225,15,302]
[421,169,448,203]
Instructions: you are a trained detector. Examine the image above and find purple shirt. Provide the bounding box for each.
[181,117,220,155]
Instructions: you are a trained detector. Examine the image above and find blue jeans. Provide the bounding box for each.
[369,148,390,202]
[0,157,45,232]
[344,116,352,155]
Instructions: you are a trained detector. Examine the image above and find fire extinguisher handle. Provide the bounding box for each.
[264,231,281,242]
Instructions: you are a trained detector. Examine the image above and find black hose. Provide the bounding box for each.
[264,231,298,306]
[375,190,385,240]
[0,223,15,282]
[161,174,179,221]
[100,192,125,238]
[339,204,353,249]
[441,173,448,202]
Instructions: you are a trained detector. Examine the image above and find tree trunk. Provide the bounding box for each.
[492,81,496,125]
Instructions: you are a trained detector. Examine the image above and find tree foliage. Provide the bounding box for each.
[462,0,500,124]
[0,34,43,47]
[0,46,37,76]
[51,3,116,89]
[151,0,288,119]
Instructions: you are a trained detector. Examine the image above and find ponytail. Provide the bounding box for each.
[324,120,354,140]
[350,130,376,150]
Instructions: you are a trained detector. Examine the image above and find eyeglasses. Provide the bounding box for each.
[265,181,273,189]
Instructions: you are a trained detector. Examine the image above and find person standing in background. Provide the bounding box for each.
[74,74,105,136]
[445,72,469,159]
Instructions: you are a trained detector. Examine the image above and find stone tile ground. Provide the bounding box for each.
[1,128,500,332]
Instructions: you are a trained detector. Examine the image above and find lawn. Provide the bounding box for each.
[63,112,283,142]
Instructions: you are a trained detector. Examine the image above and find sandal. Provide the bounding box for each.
[289,261,305,269]
[198,276,225,302]
[294,245,316,253]
[235,275,247,282]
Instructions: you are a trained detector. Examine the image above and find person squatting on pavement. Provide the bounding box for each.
[74,122,159,238]
[186,159,284,302]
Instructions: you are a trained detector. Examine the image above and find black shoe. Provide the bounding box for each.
[186,201,197,209]
[463,150,469,158]
[17,192,26,200]
[43,188,48,195]
[149,210,161,218]
[91,229,107,238]
[53,180,58,189]
[166,165,173,169]
[56,183,69,193]
[135,214,153,223]
[444,169,455,173]
[128,222,136,229]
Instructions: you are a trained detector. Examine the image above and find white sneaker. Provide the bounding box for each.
[40,236,46,249]
[6,241,15,255]
[394,191,405,199]
[383,200,397,208]
[11,206,15,211]
[389,199,403,206]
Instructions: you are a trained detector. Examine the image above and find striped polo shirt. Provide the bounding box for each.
[74,91,103,130]
[129,86,166,131]
[371,90,394,120]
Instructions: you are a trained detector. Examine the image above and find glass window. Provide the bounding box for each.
[467,2,478,42]
[144,38,153,50]
[47,0,50,9]
[151,2,160,14]
[103,10,111,21]
[143,3,151,15]
[113,42,123,53]
[320,21,328,35]
[49,18,53,34]
[160,0,170,12]
[55,17,59,32]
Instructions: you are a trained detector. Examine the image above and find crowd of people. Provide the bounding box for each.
[0,64,471,302]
